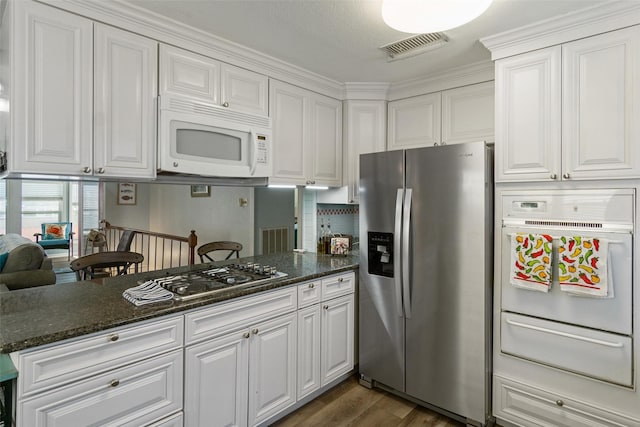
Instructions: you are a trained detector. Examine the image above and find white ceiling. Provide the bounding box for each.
[123,0,610,83]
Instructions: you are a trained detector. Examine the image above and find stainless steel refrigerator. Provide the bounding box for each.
[358,141,493,426]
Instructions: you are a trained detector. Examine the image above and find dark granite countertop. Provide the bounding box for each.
[0,252,358,354]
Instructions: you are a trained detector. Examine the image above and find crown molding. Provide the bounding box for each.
[343,82,390,100]
[38,0,345,99]
[387,60,494,101]
[481,2,640,60]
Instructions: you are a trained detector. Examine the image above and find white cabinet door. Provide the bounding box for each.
[12,1,93,176]
[387,92,441,150]
[297,304,321,400]
[248,313,297,426]
[18,350,183,427]
[343,100,386,203]
[221,63,268,116]
[495,46,562,182]
[562,26,640,180]
[269,80,309,185]
[184,330,249,427]
[442,81,495,145]
[159,44,220,104]
[310,94,342,187]
[321,294,354,386]
[94,24,157,179]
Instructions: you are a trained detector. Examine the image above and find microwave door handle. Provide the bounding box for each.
[249,131,258,176]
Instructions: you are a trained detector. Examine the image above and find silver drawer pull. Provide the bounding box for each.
[108,334,119,342]
[243,332,250,339]
[252,328,259,335]
[338,278,344,283]
[109,379,120,387]
[556,400,564,407]
[323,305,329,310]
[506,319,623,348]
[309,283,315,289]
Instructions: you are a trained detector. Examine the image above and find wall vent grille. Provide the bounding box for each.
[261,227,290,255]
[380,32,449,61]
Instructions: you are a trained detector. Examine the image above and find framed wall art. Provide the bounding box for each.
[191,185,211,197]
[117,183,137,205]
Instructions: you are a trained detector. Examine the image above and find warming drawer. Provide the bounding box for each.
[501,312,632,386]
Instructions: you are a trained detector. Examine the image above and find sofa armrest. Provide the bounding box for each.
[0,270,56,291]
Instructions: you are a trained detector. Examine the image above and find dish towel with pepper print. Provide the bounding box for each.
[510,233,553,292]
[558,236,608,297]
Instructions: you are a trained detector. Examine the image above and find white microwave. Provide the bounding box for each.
[158,95,272,178]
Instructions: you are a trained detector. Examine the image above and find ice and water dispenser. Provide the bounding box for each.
[367,232,394,277]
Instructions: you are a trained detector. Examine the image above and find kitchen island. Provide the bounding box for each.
[0,252,357,353]
[0,252,358,427]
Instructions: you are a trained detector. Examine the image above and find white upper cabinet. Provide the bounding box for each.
[495,47,561,182]
[442,81,495,144]
[387,92,441,150]
[270,79,342,187]
[160,44,268,116]
[387,81,495,151]
[9,2,156,178]
[11,1,93,176]
[562,26,640,180]
[94,24,157,178]
[496,26,640,182]
[343,100,387,203]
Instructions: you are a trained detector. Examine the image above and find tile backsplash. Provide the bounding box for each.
[317,203,359,240]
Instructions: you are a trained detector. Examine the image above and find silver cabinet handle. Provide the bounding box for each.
[173,162,178,167]
[338,277,344,283]
[222,101,229,108]
[109,379,120,387]
[556,400,564,407]
[97,167,105,174]
[252,328,259,335]
[506,319,623,348]
[563,173,571,179]
[323,305,329,310]
[309,283,314,289]
[108,334,119,342]
[243,332,250,339]
[82,166,92,173]
[550,173,557,180]
[433,142,438,146]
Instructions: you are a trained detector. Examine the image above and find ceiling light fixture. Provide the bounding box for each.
[381,0,494,34]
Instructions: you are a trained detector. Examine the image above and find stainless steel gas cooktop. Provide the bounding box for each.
[145,263,288,301]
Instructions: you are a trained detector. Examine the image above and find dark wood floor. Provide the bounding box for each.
[271,376,465,427]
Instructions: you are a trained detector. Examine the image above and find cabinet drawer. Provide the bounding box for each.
[146,411,183,427]
[17,350,183,427]
[185,287,297,345]
[501,313,632,386]
[298,280,321,308]
[17,316,184,397]
[321,272,355,301]
[494,375,640,427]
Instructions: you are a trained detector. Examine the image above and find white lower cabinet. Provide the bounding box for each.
[18,350,183,427]
[494,375,640,427]
[320,294,354,386]
[184,309,297,427]
[297,273,355,399]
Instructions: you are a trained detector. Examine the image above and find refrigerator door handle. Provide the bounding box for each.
[394,189,404,317]
[402,188,412,319]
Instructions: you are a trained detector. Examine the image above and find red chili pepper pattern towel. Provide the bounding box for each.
[558,236,608,297]
[510,233,553,292]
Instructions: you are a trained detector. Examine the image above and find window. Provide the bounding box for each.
[21,181,68,240]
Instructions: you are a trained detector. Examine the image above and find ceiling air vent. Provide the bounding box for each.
[380,32,449,61]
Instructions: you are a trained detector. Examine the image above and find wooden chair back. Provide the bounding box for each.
[198,241,243,262]
[70,251,144,281]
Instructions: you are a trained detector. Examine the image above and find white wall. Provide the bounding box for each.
[104,183,255,256]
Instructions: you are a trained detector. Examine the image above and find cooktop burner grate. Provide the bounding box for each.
[144,264,288,301]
